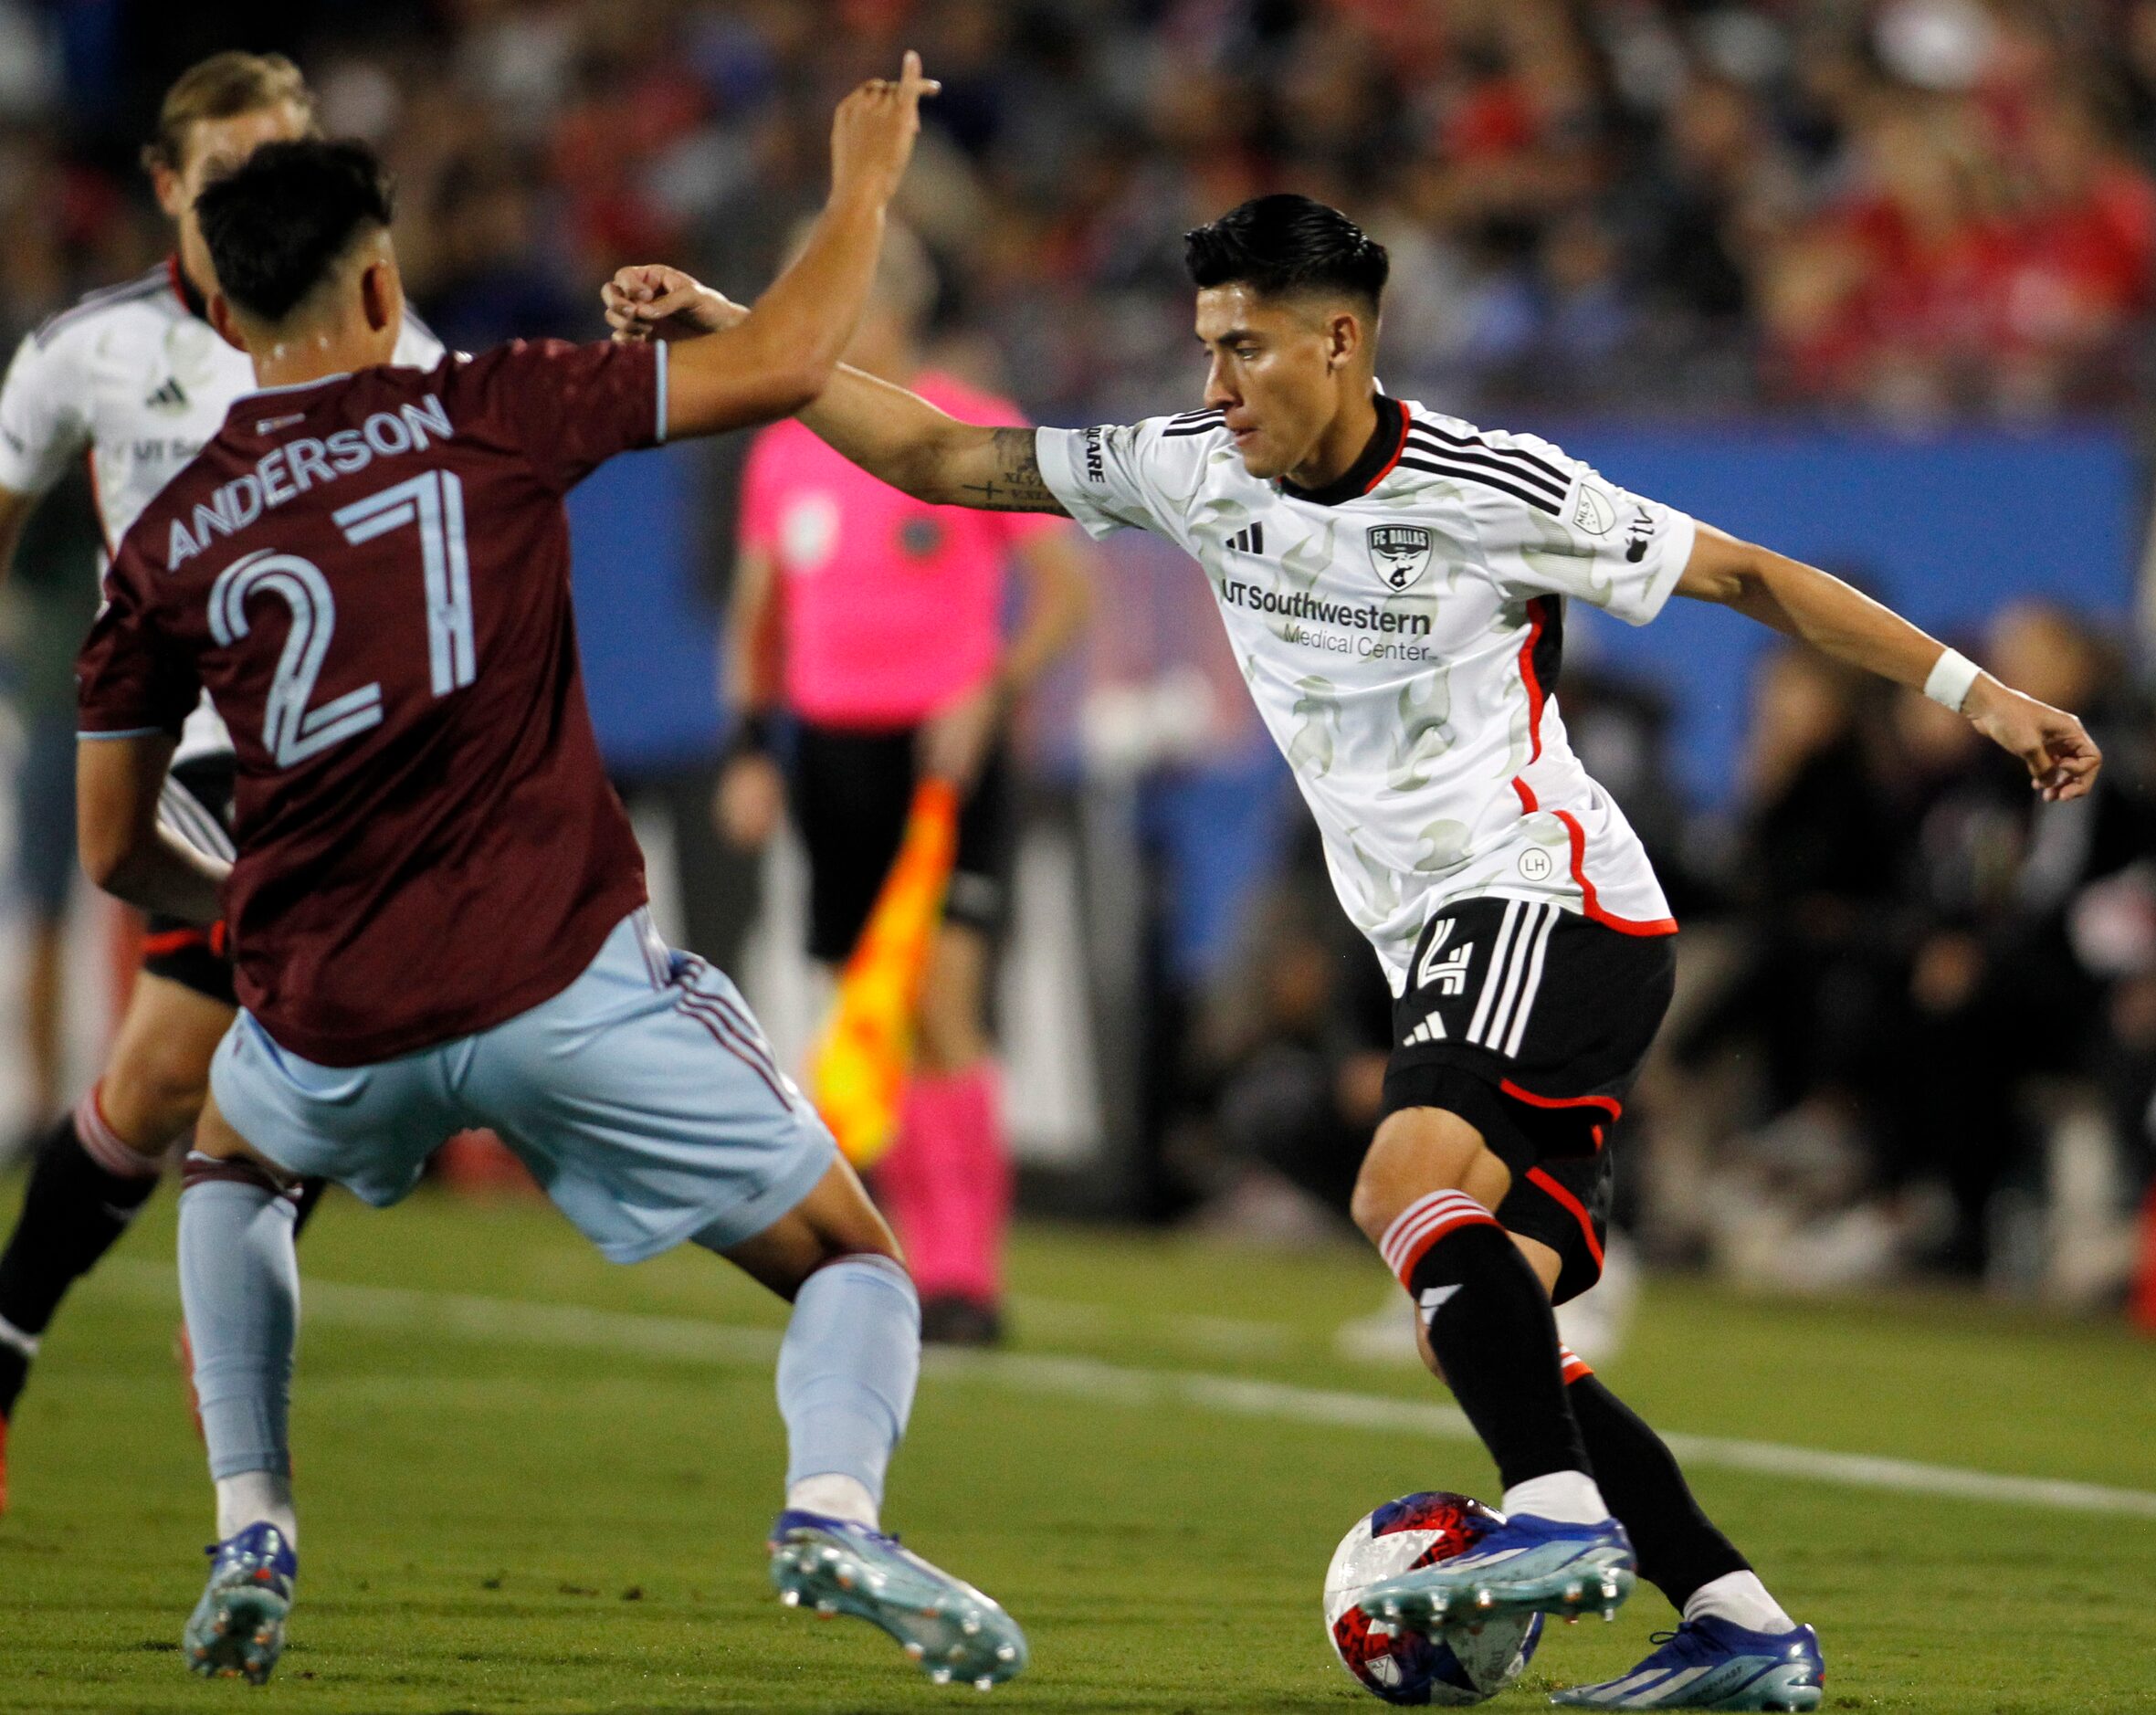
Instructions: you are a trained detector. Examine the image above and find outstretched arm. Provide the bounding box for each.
[657,53,939,438]
[1676,523,2100,802]
[797,366,1067,514]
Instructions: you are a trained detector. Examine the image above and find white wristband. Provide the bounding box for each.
[1924,648,1981,713]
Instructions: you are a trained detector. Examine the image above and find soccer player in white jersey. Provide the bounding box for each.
[605,194,2098,1710]
[0,51,442,1507]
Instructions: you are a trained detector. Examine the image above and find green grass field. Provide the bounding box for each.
[1,1184,2152,1714]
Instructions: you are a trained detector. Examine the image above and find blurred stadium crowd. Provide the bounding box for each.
[9,0,2156,415]
[2,0,2154,1310]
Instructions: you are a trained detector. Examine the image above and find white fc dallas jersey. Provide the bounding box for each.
[1035,395,1697,994]
[0,258,444,761]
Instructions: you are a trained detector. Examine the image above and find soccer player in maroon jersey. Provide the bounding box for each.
[73,64,1025,1692]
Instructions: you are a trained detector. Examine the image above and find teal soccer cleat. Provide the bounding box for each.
[182,1522,296,1684]
[768,1510,1027,1689]
[1355,1512,1635,1632]
[1550,1616,1825,1709]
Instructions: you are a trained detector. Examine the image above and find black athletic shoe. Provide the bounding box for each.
[919,1296,1002,1347]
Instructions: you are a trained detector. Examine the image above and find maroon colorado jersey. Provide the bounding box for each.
[77,340,668,1064]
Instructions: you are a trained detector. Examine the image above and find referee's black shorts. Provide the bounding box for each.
[792,721,1015,966]
[1380,894,1675,1305]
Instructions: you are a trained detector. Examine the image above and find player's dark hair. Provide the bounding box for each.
[196,139,395,325]
[1183,195,1389,310]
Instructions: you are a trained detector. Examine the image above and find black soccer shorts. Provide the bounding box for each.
[792,721,1015,965]
[1380,894,1676,1304]
[142,755,238,1007]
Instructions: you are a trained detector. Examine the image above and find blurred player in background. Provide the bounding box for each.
[606,193,2100,1710]
[0,51,442,1510]
[3,470,100,1157]
[76,66,1025,1693]
[719,221,1089,1345]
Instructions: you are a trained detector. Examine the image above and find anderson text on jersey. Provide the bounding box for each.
[167,395,454,569]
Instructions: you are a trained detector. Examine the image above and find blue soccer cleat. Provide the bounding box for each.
[1550,1616,1825,1709]
[768,1510,1027,1689]
[1354,1512,1636,1632]
[182,1522,296,1685]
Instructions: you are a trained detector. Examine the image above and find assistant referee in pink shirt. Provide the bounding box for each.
[719,225,1091,1345]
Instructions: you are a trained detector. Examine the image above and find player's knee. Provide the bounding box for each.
[98,1049,211,1151]
[1347,1165,1396,1247]
[1350,1108,1502,1247]
[766,1232,909,1303]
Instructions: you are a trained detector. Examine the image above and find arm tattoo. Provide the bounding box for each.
[958,427,1068,515]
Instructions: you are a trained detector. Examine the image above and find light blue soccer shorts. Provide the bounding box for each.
[208,908,837,1263]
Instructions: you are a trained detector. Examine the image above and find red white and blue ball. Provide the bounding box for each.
[1324,1492,1544,1705]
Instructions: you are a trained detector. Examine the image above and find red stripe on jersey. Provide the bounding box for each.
[1551,809,1677,936]
[1518,597,1551,763]
[1526,1166,1605,1273]
[1507,592,1674,936]
[1558,1342,1595,1384]
[142,926,210,957]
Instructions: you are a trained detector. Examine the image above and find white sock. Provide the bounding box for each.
[786,1472,878,1530]
[1500,1470,1610,1526]
[216,1468,298,1547]
[1684,1571,1795,1635]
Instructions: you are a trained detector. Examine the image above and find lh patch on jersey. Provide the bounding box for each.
[1367,523,1433,591]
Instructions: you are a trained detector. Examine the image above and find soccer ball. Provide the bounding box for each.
[1323,1492,1544,1705]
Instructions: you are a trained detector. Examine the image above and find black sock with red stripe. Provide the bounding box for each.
[1383,1190,1590,1491]
[0,1106,161,1418]
[1565,1368,1749,1607]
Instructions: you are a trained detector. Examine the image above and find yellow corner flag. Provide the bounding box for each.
[809,779,960,1167]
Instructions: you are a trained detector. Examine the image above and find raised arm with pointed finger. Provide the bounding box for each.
[657,52,939,438]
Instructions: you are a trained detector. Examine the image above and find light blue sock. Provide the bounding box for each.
[177,1177,299,1482]
[774,1254,920,1512]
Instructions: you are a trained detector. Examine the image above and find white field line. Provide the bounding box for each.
[1002,1291,1292,1358]
[104,1261,2156,1521]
